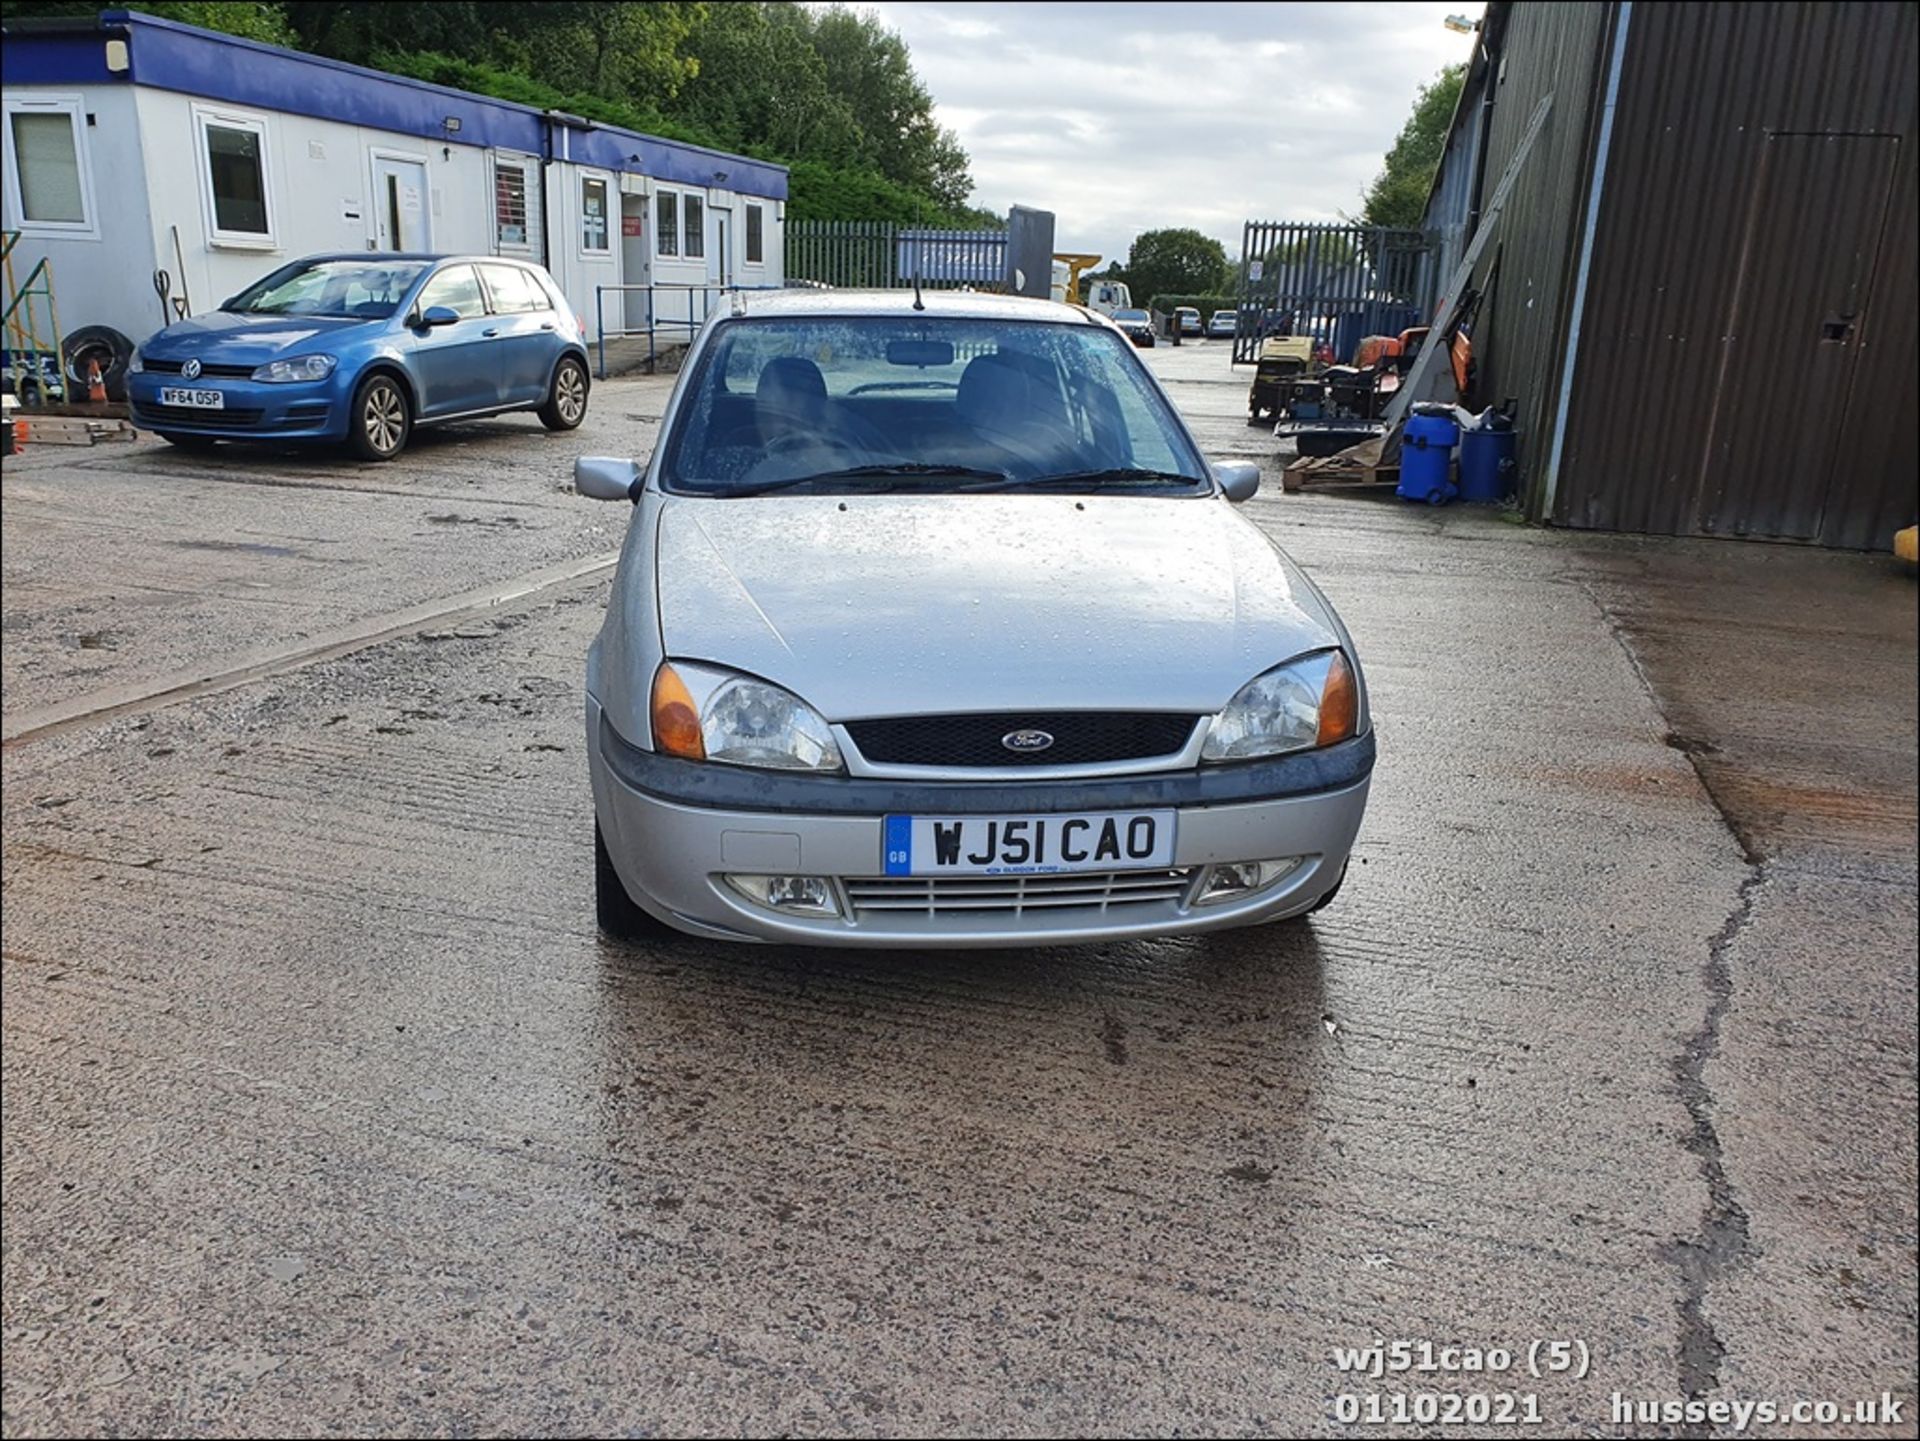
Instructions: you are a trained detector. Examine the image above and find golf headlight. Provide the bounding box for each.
[1202,649,1358,761]
[251,354,338,383]
[651,662,843,772]
[128,351,144,374]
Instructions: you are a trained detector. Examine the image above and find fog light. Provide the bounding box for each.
[1194,857,1304,906]
[725,874,839,916]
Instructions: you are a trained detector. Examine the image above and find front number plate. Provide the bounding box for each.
[883,810,1176,877]
[159,387,225,409]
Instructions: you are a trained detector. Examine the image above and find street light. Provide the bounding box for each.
[1443,13,1478,33]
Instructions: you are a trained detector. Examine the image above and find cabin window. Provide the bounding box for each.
[195,106,274,245]
[581,175,610,253]
[495,162,528,250]
[683,193,705,260]
[744,202,764,265]
[3,97,94,234]
[655,189,679,258]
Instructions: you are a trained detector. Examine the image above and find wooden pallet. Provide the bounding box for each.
[1281,436,1398,493]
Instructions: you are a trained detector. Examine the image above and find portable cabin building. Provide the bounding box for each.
[0,9,786,391]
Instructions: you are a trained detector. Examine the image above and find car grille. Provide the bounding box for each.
[845,712,1200,768]
[843,869,1196,917]
[133,403,267,429]
[132,403,266,429]
[141,359,255,377]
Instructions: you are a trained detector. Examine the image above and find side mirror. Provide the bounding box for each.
[575,454,644,502]
[1213,459,1261,503]
[419,305,461,328]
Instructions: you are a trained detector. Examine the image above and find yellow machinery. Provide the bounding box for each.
[1052,253,1102,307]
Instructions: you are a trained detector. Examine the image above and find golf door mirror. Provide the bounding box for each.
[575,455,645,502]
[1213,459,1261,503]
[420,305,461,328]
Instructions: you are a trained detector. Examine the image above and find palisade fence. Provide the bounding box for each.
[786,221,1009,290]
[1232,221,1437,364]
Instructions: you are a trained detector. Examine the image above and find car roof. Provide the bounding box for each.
[729,288,1101,324]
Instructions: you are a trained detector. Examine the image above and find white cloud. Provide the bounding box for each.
[860,0,1483,266]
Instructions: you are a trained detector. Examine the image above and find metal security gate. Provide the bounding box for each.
[786,222,1008,290]
[1231,221,1435,364]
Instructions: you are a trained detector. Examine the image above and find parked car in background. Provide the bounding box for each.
[1112,308,1157,347]
[575,289,1373,949]
[1174,307,1203,337]
[1208,310,1238,340]
[126,254,591,461]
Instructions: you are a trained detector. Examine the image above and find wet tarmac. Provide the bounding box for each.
[2,346,1913,1435]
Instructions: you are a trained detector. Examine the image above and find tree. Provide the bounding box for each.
[2,0,990,227]
[1118,229,1233,305]
[1361,63,1466,229]
[803,6,973,213]
[672,3,860,167]
[0,0,295,44]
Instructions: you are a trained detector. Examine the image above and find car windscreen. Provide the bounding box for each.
[661,316,1211,497]
[225,260,430,320]
[1113,309,1149,322]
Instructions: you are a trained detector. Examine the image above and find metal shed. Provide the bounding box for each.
[1423,1,1918,550]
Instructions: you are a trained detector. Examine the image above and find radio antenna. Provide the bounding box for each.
[912,250,926,311]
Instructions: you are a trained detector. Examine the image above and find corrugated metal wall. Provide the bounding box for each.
[1554,2,1919,548]
[1464,2,1614,506]
[1421,46,1490,300]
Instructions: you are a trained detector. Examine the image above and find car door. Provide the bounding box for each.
[477,262,558,405]
[407,264,502,415]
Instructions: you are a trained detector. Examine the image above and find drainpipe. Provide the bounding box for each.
[1465,43,1497,234]
[1540,0,1632,523]
[538,116,556,272]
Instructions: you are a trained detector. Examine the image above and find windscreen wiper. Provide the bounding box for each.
[726,463,1009,498]
[959,467,1203,493]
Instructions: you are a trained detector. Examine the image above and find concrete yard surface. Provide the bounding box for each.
[1,348,1915,1437]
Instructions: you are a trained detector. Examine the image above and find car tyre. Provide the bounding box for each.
[596,819,670,941]
[1306,860,1347,913]
[347,372,410,461]
[62,324,135,402]
[158,432,219,451]
[538,356,589,431]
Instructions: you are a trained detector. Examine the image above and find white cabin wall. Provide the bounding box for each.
[1,84,161,349]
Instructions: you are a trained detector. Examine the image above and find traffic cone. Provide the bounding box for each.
[87,358,108,404]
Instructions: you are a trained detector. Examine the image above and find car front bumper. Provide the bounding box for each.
[587,698,1373,948]
[127,370,355,441]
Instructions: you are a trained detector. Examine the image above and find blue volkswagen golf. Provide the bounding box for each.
[127,254,591,461]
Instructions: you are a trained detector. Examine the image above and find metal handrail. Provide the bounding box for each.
[592,282,784,378]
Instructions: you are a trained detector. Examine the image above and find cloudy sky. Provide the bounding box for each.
[864,1,1484,265]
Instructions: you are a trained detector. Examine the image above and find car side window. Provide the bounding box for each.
[479,263,546,314]
[416,265,486,321]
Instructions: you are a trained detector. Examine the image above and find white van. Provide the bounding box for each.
[1084,279,1133,316]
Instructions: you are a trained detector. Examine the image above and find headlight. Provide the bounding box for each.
[128,351,144,374]
[651,661,844,773]
[1202,649,1359,762]
[251,354,338,383]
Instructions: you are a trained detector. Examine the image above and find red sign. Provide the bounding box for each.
[621,215,643,238]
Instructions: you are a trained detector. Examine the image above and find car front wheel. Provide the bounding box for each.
[595,819,670,942]
[539,357,589,431]
[347,373,410,461]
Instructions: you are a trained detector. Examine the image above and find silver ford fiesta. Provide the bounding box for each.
[575,289,1373,948]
